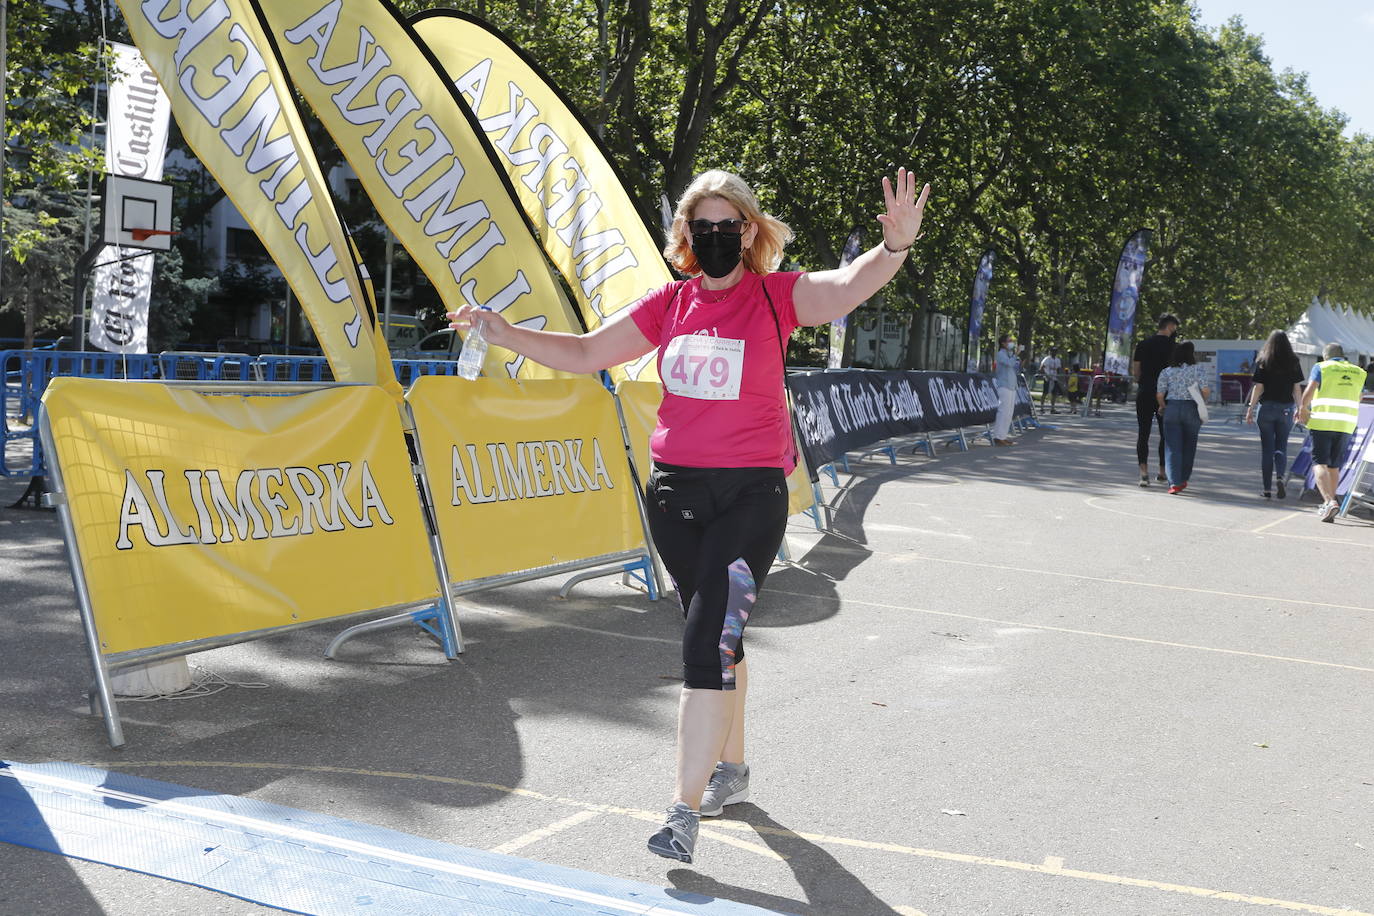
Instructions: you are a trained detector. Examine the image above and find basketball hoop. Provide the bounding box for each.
[130,228,178,242]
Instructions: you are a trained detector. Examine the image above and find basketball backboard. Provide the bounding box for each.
[102,174,174,251]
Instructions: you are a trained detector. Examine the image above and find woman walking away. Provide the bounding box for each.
[1155,341,1211,494]
[1245,331,1305,499]
[448,168,929,864]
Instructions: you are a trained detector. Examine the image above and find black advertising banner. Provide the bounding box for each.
[789,370,1001,472]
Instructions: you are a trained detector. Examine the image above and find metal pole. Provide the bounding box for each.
[39,413,125,747]
[0,0,8,298]
[383,229,394,343]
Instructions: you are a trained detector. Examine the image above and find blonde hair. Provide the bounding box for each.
[664,169,793,275]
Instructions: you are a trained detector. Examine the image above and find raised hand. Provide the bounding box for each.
[877,167,931,251]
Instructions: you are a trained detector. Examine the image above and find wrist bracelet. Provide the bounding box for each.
[882,239,913,255]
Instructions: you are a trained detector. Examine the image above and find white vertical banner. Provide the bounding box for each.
[88,41,171,354]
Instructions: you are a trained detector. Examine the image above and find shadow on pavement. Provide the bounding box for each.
[666,804,905,915]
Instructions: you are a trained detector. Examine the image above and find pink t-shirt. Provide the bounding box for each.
[630,271,803,470]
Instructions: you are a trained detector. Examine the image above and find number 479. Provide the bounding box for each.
[669,354,731,388]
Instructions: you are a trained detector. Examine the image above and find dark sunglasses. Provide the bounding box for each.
[687,218,748,236]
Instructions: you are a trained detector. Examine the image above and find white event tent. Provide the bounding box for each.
[1286,298,1374,370]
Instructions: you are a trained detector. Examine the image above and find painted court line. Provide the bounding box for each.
[490,810,601,854]
[1085,495,1371,547]
[86,761,1371,916]
[460,605,677,645]
[887,551,1374,615]
[0,539,63,552]
[767,589,1374,674]
[1252,512,1302,534]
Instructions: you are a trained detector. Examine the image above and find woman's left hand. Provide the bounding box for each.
[878,167,931,250]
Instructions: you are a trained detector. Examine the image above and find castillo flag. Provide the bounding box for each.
[117,0,399,396]
[410,10,667,384]
[1103,229,1152,376]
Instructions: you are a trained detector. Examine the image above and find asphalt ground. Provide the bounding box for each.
[2,403,1372,916]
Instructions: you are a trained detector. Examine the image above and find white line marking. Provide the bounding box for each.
[1252,512,1300,533]
[893,552,1374,614]
[0,539,63,552]
[460,606,676,644]
[1043,855,1065,872]
[489,810,600,854]
[1085,496,1372,547]
[767,589,1374,674]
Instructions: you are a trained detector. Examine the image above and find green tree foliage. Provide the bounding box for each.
[20,0,1370,365]
[397,0,1371,367]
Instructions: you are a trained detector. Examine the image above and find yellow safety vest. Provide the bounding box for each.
[1308,359,1367,434]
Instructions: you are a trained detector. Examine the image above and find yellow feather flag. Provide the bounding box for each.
[116,0,399,397]
[411,11,667,384]
[253,0,585,381]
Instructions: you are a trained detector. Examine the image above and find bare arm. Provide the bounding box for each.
[446,305,654,375]
[793,170,930,326]
[1296,379,1319,423]
[1131,360,1141,381]
[1244,382,1265,424]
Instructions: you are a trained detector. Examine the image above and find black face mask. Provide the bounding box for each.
[692,231,743,278]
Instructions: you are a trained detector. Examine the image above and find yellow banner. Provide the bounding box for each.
[42,379,437,656]
[406,376,646,582]
[256,0,583,380]
[118,0,398,395]
[614,379,816,517]
[411,12,665,385]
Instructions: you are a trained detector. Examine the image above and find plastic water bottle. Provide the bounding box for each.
[455,307,491,380]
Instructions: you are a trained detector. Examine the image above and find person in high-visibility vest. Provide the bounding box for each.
[1296,342,1367,522]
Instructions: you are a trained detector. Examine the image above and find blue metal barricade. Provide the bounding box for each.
[158,351,256,381]
[393,358,459,389]
[256,355,334,382]
[2,350,159,479]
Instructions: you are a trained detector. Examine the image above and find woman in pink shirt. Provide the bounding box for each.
[449,167,928,863]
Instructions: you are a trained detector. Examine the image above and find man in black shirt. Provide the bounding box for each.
[1131,314,1179,486]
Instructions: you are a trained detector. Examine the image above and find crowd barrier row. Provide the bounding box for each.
[30,362,1031,749]
[1,350,466,483]
[788,369,1038,484]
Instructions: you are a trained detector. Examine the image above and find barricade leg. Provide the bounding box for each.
[560,555,658,599]
[1338,460,1369,519]
[9,475,48,509]
[325,606,446,660]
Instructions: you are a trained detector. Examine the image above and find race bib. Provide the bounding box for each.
[662,334,745,400]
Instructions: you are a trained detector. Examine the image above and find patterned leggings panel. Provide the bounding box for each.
[645,463,789,690]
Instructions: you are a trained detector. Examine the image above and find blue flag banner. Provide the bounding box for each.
[828,228,864,369]
[966,250,995,372]
[1104,229,1152,376]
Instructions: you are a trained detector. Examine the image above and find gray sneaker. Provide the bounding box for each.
[699,762,750,817]
[647,802,699,863]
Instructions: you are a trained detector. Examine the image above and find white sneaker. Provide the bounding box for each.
[1321,501,1339,523]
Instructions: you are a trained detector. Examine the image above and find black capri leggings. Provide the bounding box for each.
[645,464,789,690]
